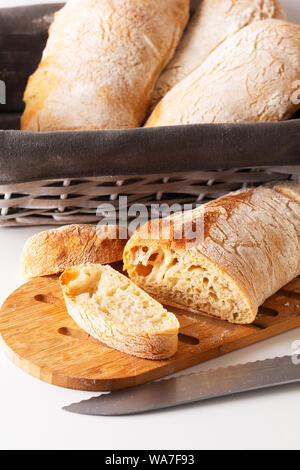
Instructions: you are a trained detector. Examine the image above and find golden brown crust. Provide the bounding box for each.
[21,0,189,132]
[124,183,300,323]
[21,224,128,278]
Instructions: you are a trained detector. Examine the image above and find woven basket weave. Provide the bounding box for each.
[0,167,299,226]
[0,2,299,227]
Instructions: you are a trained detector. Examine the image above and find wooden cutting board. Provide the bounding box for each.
[0,274,300,391]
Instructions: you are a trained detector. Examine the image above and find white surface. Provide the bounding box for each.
[1,0,300,451]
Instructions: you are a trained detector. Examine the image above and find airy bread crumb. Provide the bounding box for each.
[124,182,300,325]
[60,263,179,360]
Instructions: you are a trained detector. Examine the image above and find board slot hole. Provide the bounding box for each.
[258,307,278,317]
[58,327,100,345]
[252,323,267,330]
[35,294,59,305]
[178,333,199,345]
[279,290,300,301]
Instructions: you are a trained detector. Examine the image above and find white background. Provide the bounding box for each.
[0,0,300,451]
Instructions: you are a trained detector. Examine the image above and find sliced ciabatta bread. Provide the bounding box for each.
[124,182,300,325]
[146,19,300,127]
[60,263,179,360]
[149,0,286,111]
[21,224,128,278]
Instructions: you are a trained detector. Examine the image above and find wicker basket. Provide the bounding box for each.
[0,2,299,227]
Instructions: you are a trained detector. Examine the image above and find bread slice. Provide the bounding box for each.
[21,0,189,131]
[146,19,300,127]
[124,182,300,324]
[60,263,179,360]
[21,224,128,278]
[149,0,286,111]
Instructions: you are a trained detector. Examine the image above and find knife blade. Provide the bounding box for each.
[63,355,300,416]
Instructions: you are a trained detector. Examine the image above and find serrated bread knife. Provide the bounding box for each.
[63,355,300,416]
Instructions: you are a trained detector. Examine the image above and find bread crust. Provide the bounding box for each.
[150,0,286,111]
[146,19,300,127]
[21,224,128,278]
[124,182,300,324]
[21,0,189,132]
[60,264,179,360]
[60,297,178,360]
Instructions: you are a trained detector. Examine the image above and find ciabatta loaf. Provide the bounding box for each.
[124,182,300,325]
[21,0,189,132]
[21,224,128,278]
[150,0,286,111]
[60,263,179,359]
[146,20,300,127]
